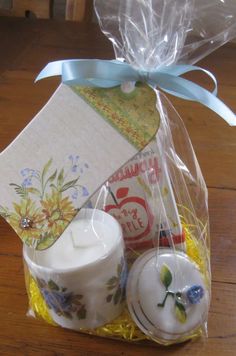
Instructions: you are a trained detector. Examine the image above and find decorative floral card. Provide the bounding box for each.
[0,83,159,249]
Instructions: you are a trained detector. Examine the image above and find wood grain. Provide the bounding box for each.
[0,17,236,355]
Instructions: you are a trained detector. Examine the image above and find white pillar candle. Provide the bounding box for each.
[33,217,116,269]
[23,209,126,330]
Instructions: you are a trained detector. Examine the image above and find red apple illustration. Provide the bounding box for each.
[105,187,154,246]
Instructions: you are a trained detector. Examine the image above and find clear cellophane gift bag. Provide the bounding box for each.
[24,0,236,346]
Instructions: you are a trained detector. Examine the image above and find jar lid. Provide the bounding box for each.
[126,248,209,343]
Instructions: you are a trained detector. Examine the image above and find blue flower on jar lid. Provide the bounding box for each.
[186,285,204,304]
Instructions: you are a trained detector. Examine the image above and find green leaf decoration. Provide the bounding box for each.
[0,206,10,218]
[72,300,82,306]
[42,158,53,183]
[27,187,41,197]
[49,183,58,190]
[106,276,118,287]
[43,170,58,193]
[106,294,113,303]
[36,235,56,250]
[160,264,172,289]
[62,311,73,320]
[77,305,87,320]
[175,301,187,324]
[57,168,65,187]
[73,294,83,300]
[10,184,28,199]
[114,287,122,305]
[48,279,60,291]
[71,295,83,305]
[36,278,47,288]
[60,178,80,193]
[48,169,57,183]
[117,263,122,276]
[70,306,77,313]
[9,183,21,189]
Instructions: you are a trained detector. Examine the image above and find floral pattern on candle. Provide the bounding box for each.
[106,257,127,305]
[0,156,89,250]
[36,278,87,320]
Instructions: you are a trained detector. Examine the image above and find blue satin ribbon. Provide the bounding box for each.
[36,59,235,126]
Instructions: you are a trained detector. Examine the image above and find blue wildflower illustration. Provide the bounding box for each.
[1,155,91,249]
[37,278,87,320]
[71,185,89,201]
[21,169,38,187]
[21,168,31,177]
[22,177,32,188]
[71,189,79,201]
[10,156,89,203]
[69,155,80,173]
[69,155,89,174]
[67,156,90,202]
[82,186,89,197]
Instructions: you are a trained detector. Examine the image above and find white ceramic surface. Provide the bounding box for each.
[127,248,210,343]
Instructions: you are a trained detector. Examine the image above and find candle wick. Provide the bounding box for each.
[70,227,105,249]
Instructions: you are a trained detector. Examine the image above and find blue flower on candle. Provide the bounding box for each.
[186,285,204,304]
[36,278,87,320]
[41,288,73,314]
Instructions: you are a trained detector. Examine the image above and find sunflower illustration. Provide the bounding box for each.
[7,199,45,241]
[41,190,77,237]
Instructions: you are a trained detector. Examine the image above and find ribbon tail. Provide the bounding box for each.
[156,74,236,126]
[198,90,236,126]
[35,60,66,82]
[160,65,218,96]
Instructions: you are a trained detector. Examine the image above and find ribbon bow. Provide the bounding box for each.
[36,59,235,126]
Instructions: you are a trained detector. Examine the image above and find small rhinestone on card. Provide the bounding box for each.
[20,217,32,229]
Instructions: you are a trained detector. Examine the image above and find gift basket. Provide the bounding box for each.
[1,0,235,347]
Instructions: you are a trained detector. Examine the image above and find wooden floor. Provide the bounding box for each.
[0,17,235,356]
